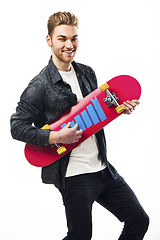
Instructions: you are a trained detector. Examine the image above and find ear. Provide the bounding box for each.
[46,35,52,47]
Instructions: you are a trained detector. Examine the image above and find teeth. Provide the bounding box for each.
[64,50,74,53]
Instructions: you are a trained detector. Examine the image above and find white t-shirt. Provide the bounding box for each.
[59,65,106,177]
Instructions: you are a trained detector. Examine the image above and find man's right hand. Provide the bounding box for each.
[49,122,83,145]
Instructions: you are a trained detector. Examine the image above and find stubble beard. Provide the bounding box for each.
[52,47,76,64]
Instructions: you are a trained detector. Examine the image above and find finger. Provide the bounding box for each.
[132,100,140,105]
[126,100,140,105]
[72,123,79,130]
[76,133,82,141]
[126,100,137,110]
[75,133,82,140]
[122,104,132,115]
[76,128,83,135]
[127,100,140,110]
[76,135,82,140]
[72,124,83,134]
[71,135,81,143]
[124,109,132,115]
[65,122,71,128]
[123,102,133,112]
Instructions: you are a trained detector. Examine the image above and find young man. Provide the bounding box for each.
[11,12,149,240]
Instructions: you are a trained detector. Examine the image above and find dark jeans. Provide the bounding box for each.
[57,167,149,240]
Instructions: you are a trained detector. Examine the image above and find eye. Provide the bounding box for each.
[72,37,78,42]
[58,38,66,42]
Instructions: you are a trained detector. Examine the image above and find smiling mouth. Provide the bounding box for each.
[63,49,75,54]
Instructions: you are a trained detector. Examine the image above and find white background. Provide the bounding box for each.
[1,0,160,239]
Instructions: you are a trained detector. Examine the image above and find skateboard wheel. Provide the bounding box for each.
[57,146,67,155]
[100,83,109,91]
[116,105,125,113]
[41,124,50,130]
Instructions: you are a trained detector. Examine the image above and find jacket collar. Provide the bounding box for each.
[48,56,84,85]
[48,56,62,84]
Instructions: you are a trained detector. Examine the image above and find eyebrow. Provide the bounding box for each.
[57,35,78,39]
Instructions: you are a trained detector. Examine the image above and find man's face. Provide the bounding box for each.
[48,25,78,69]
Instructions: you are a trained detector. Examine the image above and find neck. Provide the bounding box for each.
[52,55,71,72]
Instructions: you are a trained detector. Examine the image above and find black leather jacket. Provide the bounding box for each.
[11,57,118,187]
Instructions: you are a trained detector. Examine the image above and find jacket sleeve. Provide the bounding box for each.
[10,78,51,145]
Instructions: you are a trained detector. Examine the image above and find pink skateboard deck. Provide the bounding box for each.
[24,75,141,167]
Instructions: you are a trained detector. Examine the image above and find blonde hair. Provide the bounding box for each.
[47,12,78,37]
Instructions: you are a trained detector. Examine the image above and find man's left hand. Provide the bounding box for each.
[123,100,140,115]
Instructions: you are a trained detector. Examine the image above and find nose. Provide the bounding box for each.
[65,39,73,49]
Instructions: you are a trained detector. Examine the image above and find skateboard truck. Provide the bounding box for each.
[54,144,66,155]
[100,83,125,113]
[41,124,67,155]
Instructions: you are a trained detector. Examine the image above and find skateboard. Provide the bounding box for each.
[24,75,141,167]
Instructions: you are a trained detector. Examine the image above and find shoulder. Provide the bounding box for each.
[29,66,48,87]
[20,66,48,102]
